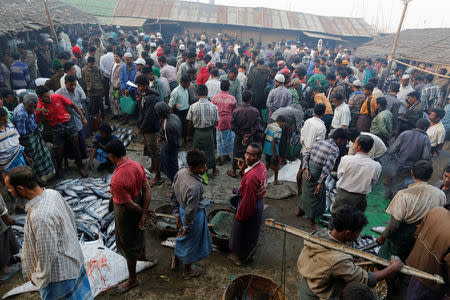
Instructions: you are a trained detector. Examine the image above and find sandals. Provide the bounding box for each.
[150,178,165,188]
[0,263,21,281]
[183,266,202,280]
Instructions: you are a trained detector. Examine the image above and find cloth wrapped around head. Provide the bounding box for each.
[155,102,170,119]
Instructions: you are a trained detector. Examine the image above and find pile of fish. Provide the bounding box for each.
[350,235,380,254]
[11,176,118,253]
[55,177,117,251]
[111,126,134,148]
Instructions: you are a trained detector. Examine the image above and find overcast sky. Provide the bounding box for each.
[194,0,450,33]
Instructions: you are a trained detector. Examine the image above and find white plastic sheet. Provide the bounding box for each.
[267,159,301,183]
[3,240,153,299]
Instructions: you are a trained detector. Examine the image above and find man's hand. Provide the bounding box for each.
[177,226,186,238]
[124,89,129,96]
[138,213,147,230]
[81,116,88,126]
[304,168,311,180]
[376,235,386,245]
[389,256,404,272]
[185,136,192,142]
[242,134,250,145]
[175,217,182,230]
[24,156,34,166]
[237,158,245,171]
[1,214,16,226]
[313,182,322,195]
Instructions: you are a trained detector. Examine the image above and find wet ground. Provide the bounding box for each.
[1,123,449,299]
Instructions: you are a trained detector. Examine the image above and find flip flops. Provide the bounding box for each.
[150,178,165,188]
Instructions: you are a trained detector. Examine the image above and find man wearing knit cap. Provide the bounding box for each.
[266,73,292,121]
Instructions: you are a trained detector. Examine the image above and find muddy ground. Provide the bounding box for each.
[1,123,449,300]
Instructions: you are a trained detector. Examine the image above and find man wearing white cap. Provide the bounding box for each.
[150,43,158,62]
[119,52,137,124]
[397,75,415,114]
[266,73,292,121]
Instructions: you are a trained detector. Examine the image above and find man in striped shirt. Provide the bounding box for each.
[298,129,348,227]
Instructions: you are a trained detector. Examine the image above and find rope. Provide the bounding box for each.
[280,225,287,297]
[240,226,275,299]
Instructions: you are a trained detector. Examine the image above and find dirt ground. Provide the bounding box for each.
[1,125,449,300]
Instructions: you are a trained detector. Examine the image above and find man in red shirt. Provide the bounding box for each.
[228,143,268,265]
[35,85,88,178]
[106,139,157,293]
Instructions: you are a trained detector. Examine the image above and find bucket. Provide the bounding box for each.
[120,96,137,115]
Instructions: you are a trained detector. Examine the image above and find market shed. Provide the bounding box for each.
[355,28,450,67]
[0,0,97,37]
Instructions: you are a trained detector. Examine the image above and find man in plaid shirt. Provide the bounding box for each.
[5,166,92,299]
[187,85,219,176]
[421,74,442,111]
[298,128,348,227]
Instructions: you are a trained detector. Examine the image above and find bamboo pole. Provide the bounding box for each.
[391,58,450,79]
[43,0,59,48]
[265,218,445,285]
[383,0,410,85]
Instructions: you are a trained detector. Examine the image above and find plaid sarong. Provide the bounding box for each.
[20,130,55,177]
[40,265,93,300]
[216,129,235,156]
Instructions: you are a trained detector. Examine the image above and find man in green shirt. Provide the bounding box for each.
[306,66,328,92]
[370,97,392,144]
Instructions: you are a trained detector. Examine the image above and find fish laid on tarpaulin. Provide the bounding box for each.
[2,239,153,299]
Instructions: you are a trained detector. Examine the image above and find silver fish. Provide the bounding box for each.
[84,209,102,221]
[64,189,78,198]
[70,185,85,192]
[80,195,98,203]
[91,187,109,199]
[107,220,115,236]
[11,225,24,234]
[123,141,130,147]
[127,129,133,135]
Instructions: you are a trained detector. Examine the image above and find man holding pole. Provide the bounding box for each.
[297,206,403,300]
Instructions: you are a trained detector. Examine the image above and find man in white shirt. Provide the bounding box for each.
[331,93,350,129]
[332,134,382,212]
[300,103,326,154]
[100,45,114,109]
[397,75,415,114]
[426,108,446,156]
[348,128,386,160]
[205,68,221,99]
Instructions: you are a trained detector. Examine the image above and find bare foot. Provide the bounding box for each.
[227,253,243,266]
[296,208,305,217]
[227,170,238,178]
[113,279,139,294]
[212,169,219,176]
[273,180,284,185]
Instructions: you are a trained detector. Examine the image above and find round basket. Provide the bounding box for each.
[361,264,388,299]
[149,204,177,238]
[207,209,235,250]
[223,275,286,300]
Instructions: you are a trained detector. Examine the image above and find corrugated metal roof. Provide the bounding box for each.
[303,31,343,41]
[111,0,374,37]
[108,17,146,27]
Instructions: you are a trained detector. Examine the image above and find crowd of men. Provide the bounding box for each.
[0,25,449,299]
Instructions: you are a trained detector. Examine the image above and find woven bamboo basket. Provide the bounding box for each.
[207,208,235,250]
[149,204,177,238]
[222,275,286,300]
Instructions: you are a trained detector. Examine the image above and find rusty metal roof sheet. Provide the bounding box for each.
[112,0,375,37]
